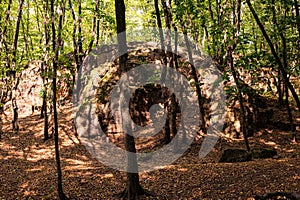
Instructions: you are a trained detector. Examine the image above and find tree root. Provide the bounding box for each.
[114,185,154,200]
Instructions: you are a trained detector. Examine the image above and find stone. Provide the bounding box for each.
[251,148,277,159]
[219,148,251,163]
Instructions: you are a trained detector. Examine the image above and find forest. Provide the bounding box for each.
[0,0,300,199]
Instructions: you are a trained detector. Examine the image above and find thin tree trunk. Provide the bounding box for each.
[272,0,283,106]
[228,0,251,153]
[161,0,173,68]
[50,0,67,198]
[229,52,251,152]
[68,0,79,94]
[207,0,216,57]
[1,0,12,75]
[42,0,50,140]
[161,0,180,141]
[96,9,100,46]
[294,0,300,72]
[182,26,207,133]
[115,0,145,199]
[167,0,179,69]
[154,0,167,66]
[294,0,300,41]
[280,1,296,141]
[285,84,296,141]
[87,0,99,54]
[11,0,25,134]
[77,0,84,67]
[1,0,12,45]
[154,0,171,143]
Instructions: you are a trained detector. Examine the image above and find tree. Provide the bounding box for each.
[50,0,68,198]
[246,0,300,111]
[11,0,25,134]
[227,0,251,153]
[41,0,51,140]
[115,0,147,199]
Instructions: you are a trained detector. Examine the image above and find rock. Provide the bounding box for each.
[251,148,277,159]
[219,148,252,163]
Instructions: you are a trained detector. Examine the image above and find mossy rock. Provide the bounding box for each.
[251,148,277,159]
[219,148,252,163]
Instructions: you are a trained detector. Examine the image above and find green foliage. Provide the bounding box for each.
[0,0,299,107]
[39,86,45,98]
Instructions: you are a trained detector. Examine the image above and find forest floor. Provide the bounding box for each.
[1,100,300,199]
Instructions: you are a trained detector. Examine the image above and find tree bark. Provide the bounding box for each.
[294,0,300,72]
[294,0,300,41]
[11,0,25,134]
[227,0,251,153]
[115,0,145,199]
[41,0,50,140]
[182,27,207,133]
[77,0,84,68]
[271,0,284,106]
[154,0,167,66]
[87,0,99,54]
[115,0,127,72]
[51,0,67,198]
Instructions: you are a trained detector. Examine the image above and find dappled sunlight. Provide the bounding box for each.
[0,150,24,160]
[177,168,188,172]
[65,158,93,166]
[60,134,81,147]
[258,139,277,146]
[293,175,300,180]
[99,173,114,179]
[153,164,177,171]
[19,182,39,197]
[64,158,95,171]
[25,147,54,162]
[26,166,45,172]
[23,190,37,197]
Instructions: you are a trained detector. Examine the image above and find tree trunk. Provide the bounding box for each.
[50,0,67,198]
[154,0,167,66]
[163,102,171,143]
[182,27,207,133]
[229,50,251,152]
[77,0,84,68]
[115,0,145,199]
[68,0,81,99]
[228,0,251,153]
[115,0,128,72]
[161,0,173,68]
[294,0,300,34]
[11,0,25,134]
[87,0,99,54]
[154,0,172,144]
[279,2,296,140]
[294,0,300,72]
[42,0,50,140]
